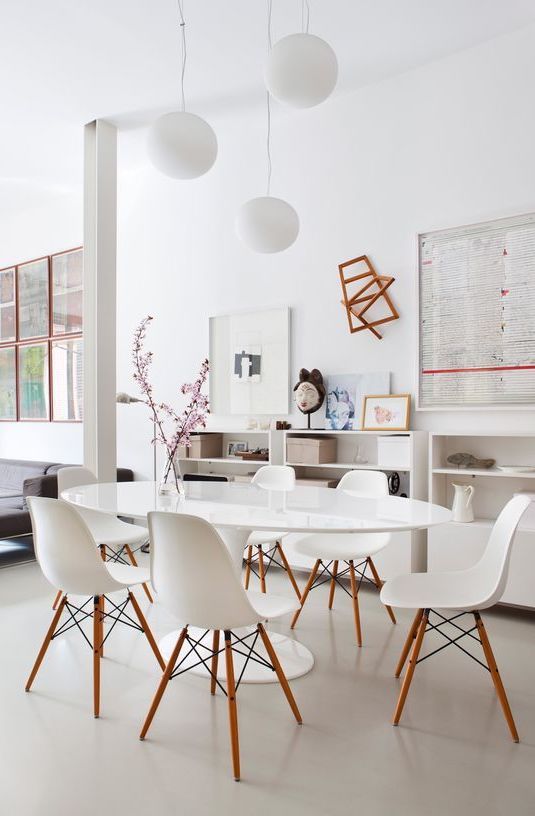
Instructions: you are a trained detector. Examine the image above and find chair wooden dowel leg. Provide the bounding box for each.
[395,609,424,678]
[349,561,362,647]
[258,624,302,724]
[392,610,428,725]
[26,595,68,692]
[224,631,241,781]
[125,543,153,603]
[328,560,338,610]
[98,595,105,657]
[291,560,321,629]
[277,543,302,602]
[140,627,188,740]
[51,589,63,611]
[93,595,101,718]
[211,630,220,695]
[257,546,266,593]
[244,546,253,590]
[129,591,165,671]
[368,557,396,624]
[474,613,519,743]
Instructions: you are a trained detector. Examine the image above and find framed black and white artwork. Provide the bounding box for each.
[209,307,290,415]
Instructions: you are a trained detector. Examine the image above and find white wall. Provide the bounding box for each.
[0,189,84,462]
[2,25,534,473]
[116,25,535,478]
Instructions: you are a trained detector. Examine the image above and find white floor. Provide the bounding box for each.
[1,558,535,816]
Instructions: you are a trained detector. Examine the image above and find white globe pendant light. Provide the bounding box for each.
[265,32,338,109]
[236,196,299,254]
[147,2,217,180]
[148,112,217,179]
[236,0,300,254]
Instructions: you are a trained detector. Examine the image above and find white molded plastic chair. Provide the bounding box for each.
[56,466,153,604]
[381,494,531,741]
[291,470,395,645]
[142,511,302,781]
[25,498,165,718]
[244,465,301,600]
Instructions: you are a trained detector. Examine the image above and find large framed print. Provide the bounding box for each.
[52,249,83,335]
[209,307,290,415]
[0,267,16,342]
[0,347,16,420]
[18,257,49,340]
[52,337,83,421]
[418,212,535,409]
[18,342,49,420]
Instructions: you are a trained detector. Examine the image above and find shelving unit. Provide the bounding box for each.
[178,429,274,482]
[282,428,428,577]
[428,432,535,608]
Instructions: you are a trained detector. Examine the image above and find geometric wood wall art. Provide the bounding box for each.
[338,254,399,340]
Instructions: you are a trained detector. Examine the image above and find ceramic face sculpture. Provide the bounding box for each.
[293,368,326,416]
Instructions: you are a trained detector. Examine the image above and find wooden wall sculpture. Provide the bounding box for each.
[338,254,399,339]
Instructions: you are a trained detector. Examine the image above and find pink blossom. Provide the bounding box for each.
[131,316,210,486]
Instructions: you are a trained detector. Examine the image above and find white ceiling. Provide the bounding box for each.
[1,0,535,196]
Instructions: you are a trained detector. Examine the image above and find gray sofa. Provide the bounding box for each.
[0,459,134,567]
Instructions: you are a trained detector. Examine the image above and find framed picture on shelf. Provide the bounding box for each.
[362,394,411,431]
[325,371,390,430]
[227,441,248,457]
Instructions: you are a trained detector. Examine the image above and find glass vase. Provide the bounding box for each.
[158,455,185,497]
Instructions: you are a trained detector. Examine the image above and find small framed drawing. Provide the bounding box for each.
[227,441,248,457]
[361,394,411,431]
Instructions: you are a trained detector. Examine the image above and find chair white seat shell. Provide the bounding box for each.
[381,494,531,742]
[25,498,164,718]
[294,530,391,561]
[57,466,152,604]
[244,465,301,600]
[141,511,302,780]
[291,470,396,645]
[247,530,286,548]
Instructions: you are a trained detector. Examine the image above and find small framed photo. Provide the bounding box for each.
[227,440,248,457]
[361,394,411,431]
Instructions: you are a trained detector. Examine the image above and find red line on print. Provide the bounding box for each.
[422,365,535,375]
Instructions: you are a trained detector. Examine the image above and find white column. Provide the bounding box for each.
[83,120,117,482]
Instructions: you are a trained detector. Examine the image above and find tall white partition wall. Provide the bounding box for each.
[83,120,117,482]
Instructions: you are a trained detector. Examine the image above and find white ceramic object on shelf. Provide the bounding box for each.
[264,33,338,108]
[452,483,475,523]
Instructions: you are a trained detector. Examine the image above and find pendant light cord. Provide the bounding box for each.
[177,0,187,112]
[301,0,310,33]
[266,0,273,196]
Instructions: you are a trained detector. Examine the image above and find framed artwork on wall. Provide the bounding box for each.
[209,307,290,415]
[0,346,16,420]
[361,394,411,431]
[17,257,49,340]
[18,342,50,420]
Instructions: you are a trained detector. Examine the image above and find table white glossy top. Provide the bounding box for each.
[61,481,452,534]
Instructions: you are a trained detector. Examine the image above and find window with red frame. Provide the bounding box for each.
[0,248,83,422]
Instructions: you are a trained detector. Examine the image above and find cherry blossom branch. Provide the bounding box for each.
[131,316,210,487]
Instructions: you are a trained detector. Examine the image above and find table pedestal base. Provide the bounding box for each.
[158,627,314,684]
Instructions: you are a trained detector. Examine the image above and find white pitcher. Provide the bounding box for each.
[452,483,475,523]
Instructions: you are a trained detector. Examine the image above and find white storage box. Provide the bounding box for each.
[377,436,410,469]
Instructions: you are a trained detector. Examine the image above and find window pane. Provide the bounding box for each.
[0,347,16,419]
[0,268,16,342]
[18,343,49,419]
[52,249,83,335]
[52,338,83,420]
[18,258,49,339]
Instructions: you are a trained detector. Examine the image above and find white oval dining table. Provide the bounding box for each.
[61,480,452,683]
